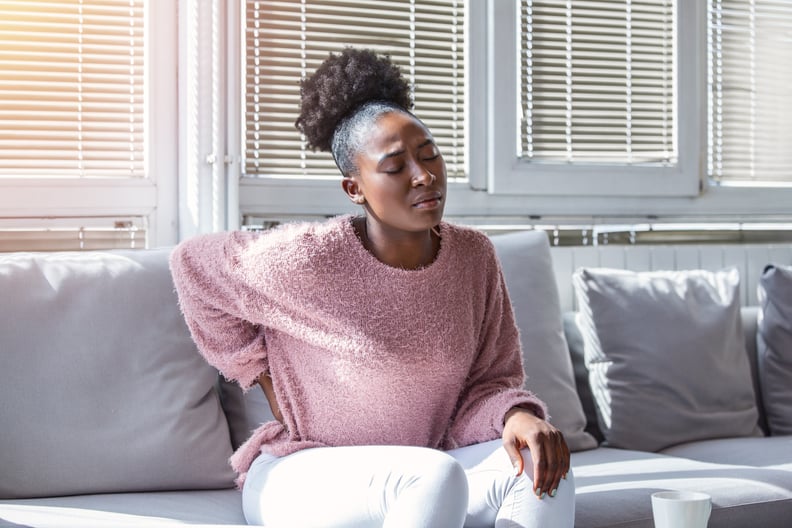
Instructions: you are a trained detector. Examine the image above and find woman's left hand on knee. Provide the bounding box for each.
[502,408,570,500]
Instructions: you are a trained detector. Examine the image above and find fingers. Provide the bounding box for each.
[529,436,548,498]
[530,431,569,499]
[503,440,525,477]
[546,432,567,497]
[501,410,571,499]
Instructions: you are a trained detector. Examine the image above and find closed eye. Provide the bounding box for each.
[419,142,441,161]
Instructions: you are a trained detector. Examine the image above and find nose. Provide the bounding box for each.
[411,161,436,187]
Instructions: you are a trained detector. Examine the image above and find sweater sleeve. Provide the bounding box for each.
[444,249,547,449]
[169,232,268,390]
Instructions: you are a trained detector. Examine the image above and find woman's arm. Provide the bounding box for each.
[444,246,568,497]
[444,264,547,448]
[170,232,269,389]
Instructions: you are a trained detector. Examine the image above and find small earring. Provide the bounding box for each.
[354,196,365,204]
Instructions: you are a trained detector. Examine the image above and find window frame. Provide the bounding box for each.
[484,0,703,197]
[0,0,179,248]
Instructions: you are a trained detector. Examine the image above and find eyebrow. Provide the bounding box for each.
[377,139,435,164]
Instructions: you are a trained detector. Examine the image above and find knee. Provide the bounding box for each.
[419,450,469,496]
[543,467,575,509]
[559,468,575,496]
[519,447,576,486]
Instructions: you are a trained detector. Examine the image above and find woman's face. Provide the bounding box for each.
[345,110,447,234]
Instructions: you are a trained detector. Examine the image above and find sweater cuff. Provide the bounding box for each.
[499,391,548,431]
[219,354,269,392]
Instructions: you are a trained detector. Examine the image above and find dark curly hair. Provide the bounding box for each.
[295,48,414,176]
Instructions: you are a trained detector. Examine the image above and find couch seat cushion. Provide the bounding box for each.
[0,490,245,527]
[661,435,792,471]
[572,447,792,528]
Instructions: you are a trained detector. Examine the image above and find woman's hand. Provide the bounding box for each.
[502,407,570,499]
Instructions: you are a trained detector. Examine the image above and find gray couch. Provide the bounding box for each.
[1,230,790,527]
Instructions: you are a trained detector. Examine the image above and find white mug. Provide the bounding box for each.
[651,490,712,528]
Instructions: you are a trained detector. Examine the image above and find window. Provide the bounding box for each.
[242,0,465,181]
[484,0,701,197]
[0,218,145,252]
[520,1,675,167]
[229,0,467,225]
[708,0,792,184]
[0,0,178,251]
[212,0,792,228]
[0,1,144,178]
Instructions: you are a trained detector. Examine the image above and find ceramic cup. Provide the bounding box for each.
[651,491,711,528]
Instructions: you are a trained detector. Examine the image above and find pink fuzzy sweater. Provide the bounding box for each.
[170,215,546,485]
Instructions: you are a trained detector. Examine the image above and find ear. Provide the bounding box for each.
[341,177,365,204]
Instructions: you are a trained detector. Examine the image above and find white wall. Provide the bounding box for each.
[550,244,792,312]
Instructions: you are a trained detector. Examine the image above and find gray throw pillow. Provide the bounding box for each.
[0,249,236,499]
[572,267,761,452]
[491,231,597,452]
[757,264,792,435]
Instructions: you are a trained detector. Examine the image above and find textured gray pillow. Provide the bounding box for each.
[572,267,761,452]
[491,231,597,451]
[0,249,236,499]
[757,264,792,435]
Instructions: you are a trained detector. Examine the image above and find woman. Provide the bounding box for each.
[170,48,574,527]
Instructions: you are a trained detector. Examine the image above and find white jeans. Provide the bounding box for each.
[242,439,575,528]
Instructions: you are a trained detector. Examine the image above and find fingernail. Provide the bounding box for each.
[563,473,568,480]
[535,489,543,499]
[550,488,557,498]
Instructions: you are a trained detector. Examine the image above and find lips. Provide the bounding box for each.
[412,192,443,208]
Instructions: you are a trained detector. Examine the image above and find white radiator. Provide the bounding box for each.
[550,244,792,311]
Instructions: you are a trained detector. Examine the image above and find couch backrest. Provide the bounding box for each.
[550,243,792,312]
[0,249,236,499]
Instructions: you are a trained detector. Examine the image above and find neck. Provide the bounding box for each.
[356,217,440,270]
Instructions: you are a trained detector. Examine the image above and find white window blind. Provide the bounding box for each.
[0,0,144,178]
[520,0,675,165]
[708,0,792,184]
[244,0,465,180]
[0,218,145,252]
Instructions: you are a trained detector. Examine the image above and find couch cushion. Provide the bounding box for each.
[562,312,605,443]
[572,267,761,452]
[491,231,597,452]
[661,435,792,471]
[0,249,236,499]
[572,447,792,528]
[563,306,767,444]
[741,306,770,434]
[0,489,245,527]
[757,264,792,435]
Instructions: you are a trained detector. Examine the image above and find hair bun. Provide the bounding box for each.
[296,48,412,152]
